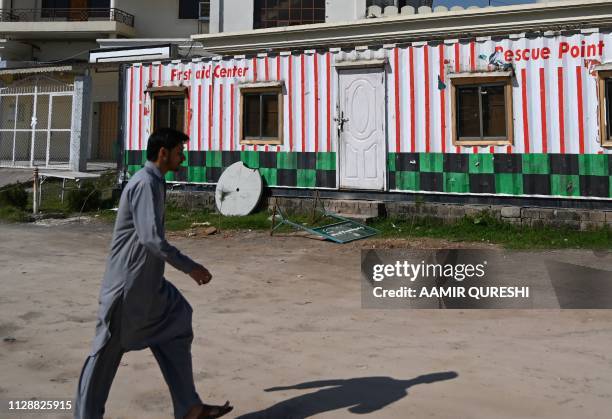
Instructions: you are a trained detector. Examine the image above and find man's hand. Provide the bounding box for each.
[189,264,212,286]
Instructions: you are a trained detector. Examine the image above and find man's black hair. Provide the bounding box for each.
[146,128,189,162]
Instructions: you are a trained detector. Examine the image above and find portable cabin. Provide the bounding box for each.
[119,2,612,205]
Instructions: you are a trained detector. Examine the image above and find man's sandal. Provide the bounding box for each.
[197,401,233,419]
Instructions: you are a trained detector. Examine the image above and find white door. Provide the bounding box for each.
[338,68,386,190]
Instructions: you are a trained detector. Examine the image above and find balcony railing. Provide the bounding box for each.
[0,8,135,27]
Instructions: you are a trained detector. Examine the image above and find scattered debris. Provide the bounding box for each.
[34,216,94,227]
[186,226,218,238]
[191,222,211,227]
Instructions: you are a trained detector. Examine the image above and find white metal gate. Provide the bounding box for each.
[0,78,74,168]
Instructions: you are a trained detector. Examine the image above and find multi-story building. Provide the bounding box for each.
[118,0,612,206]
[0,0,212,168]
[0,0,421,169]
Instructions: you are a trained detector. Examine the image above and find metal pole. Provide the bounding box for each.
[33,166,39,215]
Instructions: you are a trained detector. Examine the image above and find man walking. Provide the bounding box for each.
[75,128,232,419]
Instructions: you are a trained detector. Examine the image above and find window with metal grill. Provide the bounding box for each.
[253,0,326,29]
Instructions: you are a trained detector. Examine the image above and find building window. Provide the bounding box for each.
[240,85,283,145]
[450,74,513,146]
[367,0,410,8]
[152,94,186,133]
[179,0,200,19]
[598,71,612,146]
[199,1,211,21]
[253,0,326,29]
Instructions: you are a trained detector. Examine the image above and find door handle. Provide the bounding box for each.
[334,111,349,133]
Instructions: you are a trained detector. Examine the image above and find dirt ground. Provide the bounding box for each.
[1,220,611,419]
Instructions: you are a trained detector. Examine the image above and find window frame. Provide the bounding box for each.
[178,0,200,20]
[253,0,326,29]
[450,72,514,147]
[597,70,612,147]
[148,87,189,134]
[239,83,284,146]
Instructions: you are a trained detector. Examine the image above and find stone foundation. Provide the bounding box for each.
[166,191,612,231]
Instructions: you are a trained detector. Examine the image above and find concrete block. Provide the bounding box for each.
[581,211,606,223]
[553,210,581,222]
[538,208,556,220]
[367,5,382,17]
[520,208,541,219]
[501,206,521,218]
[383,6,398,16]
[580,221,601,231]
[450,206,467,218]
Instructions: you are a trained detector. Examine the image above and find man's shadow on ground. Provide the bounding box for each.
[235,372,458,419]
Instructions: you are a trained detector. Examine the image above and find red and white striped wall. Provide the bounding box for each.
[124,30,612,156]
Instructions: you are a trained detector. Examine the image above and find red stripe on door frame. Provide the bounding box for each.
[230,83,234,152]
[128,67,133,151]
[394,48,401,153]
[557,67,566,154]
[138,65,143,150]
[424,46,431,153]
[409,47,416,153]
[314,53,319,153]
[157,64,162,87]
[198,85,202,150]
[265,56,269,81]
[208,84,213,150]
[470,40,476,71]
[186,87,191,150]
[576,65,585,154]
[539,68,548,153]
[252,57,258,81]
[326,52,331,153]
[521,68,530,154]
[218,83,223,150]
[288,55,294,151]
[439,44,446,154]
[454,43,460,153]
[301,54,306,152]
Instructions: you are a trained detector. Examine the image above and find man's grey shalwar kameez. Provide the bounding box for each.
[75,161,202,419]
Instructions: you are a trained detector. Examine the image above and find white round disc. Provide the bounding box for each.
[215,162,263,216]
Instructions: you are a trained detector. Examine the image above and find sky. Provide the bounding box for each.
[432,0,537,7]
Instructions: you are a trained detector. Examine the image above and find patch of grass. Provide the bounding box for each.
[370,213,612,250]
[94,205,611,250]
[0,205,31,223]
[164,206,272,231]
[0,182,28,209]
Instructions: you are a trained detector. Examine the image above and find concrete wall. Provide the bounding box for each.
[0,40,33,63]
[90,70,118,102]
[115,0,202,38]
[217,0,253,33]
[209,0,368,34]
[326,0,368,23]
[166,190,612,231]
[31,41,95,62]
